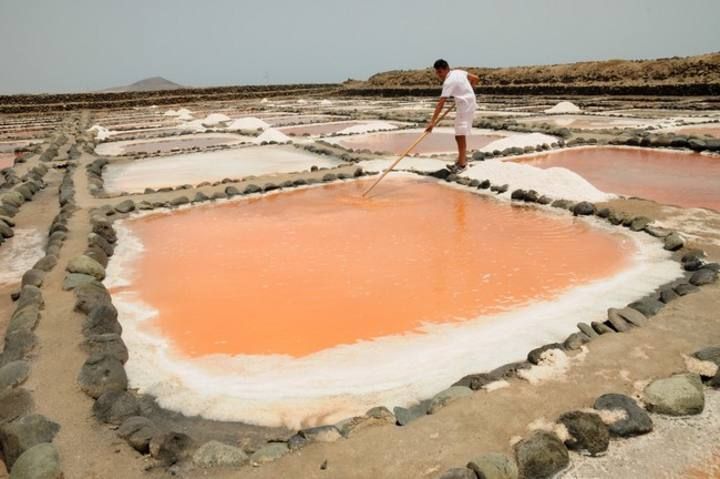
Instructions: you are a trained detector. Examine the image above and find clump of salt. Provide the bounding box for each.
[545,101,582,114]
[227,117,270,131]
[255,128,291,144]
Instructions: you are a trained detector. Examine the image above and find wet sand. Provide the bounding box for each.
[122,177,634,357]
[0,153,14,169]
[339,131,502,155]
[515,147,720,211]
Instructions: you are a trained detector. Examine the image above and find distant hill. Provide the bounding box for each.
[103,76,184,93]
[345,52,720,95]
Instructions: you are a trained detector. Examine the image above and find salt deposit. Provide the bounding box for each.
[545,101,582,114]
[357,157,449,173]
[0,229,45,285]
[255,128,291,144]
[336,121,399,135]
[465,160,614,202]
[87,124,112,141]
[320,99,333,105]
[109,173,681,429]
[201,113,231,125]
[297,99,308,104]
[480,132,558,153]
[103,145,334,193]
[94,133,252,156]
[227,117,270,131]
[163,109,178,117]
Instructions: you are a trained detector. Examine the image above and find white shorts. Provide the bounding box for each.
[454,110,475,136]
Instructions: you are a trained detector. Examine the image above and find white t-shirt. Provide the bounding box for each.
[441,70,476,114]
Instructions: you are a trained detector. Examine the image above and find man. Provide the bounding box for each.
[426,59,479,173]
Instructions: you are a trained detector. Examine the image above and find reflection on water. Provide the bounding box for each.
[122,177,634,357]
[516,147,720,211]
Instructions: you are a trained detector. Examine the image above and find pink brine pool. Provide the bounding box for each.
[516,147,720,211]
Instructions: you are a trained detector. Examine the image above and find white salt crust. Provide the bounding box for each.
[107,174,682,429]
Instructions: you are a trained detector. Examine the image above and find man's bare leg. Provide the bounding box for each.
[455,135,467,167]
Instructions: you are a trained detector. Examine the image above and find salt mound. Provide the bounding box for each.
[320,99,333,105]
[466,160,613,202]
[297,99,308,104]
[481,132,557,153]
[336,121,399,135]
[202,113,231,126]
[255,128,291,144]
[261,98,269,103]
[163,109,179,117]
[545,101,582,114]
[179,113,231,132]
[88,125,112,141]
[227,117,270,131]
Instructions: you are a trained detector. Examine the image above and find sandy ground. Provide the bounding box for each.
[1,101,719,478]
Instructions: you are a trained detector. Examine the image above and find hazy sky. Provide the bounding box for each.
[1,0,718,94]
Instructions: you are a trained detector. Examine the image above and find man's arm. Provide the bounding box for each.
[426,97,447,132]
[467,72,479,88]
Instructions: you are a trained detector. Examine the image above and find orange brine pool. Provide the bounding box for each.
[119,176,634,358]
[516,147,720,211]
[338,131,502,155]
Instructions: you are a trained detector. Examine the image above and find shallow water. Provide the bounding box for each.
[121,177,634,357]
[102,146,339,193]
[338,131,502,155]
[515,147,720,211]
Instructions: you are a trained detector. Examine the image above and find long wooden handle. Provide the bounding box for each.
[361,104,455,197]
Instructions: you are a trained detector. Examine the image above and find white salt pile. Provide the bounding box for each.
[87,125,112,141]
[481,132,557,153]
[163,109,178,117]
[336,121,399,135]
[202,113,231,126]
[466,160,613,202]
[227,117,270,131]
[545,101,582,114]
[297,99,308,104]
[255,128,291,144]
[261,98,269,103]
[320,99,333,105]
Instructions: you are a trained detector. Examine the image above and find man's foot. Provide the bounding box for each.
[446,163,467,174]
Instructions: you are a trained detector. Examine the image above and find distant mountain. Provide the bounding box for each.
[103,77,184,93]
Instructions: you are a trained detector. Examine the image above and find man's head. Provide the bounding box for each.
[433,59,450,80]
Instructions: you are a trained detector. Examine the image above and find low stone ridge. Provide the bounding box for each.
[149,431,194,465]
[193,440,249,468]
[594,393,653,437]
[0,361,31,392]
[513,430,569,479]
[8,442,62,479]
[428,386,473,414]
[393,400,431,426]
[467,452,519,479]
[117,416,159,453]
[77,353,128,399]
[558,411,609,456]
[92,390,140,425]
[663,232,685,251]
[527,343,563,365]
[643,373,705,416]
[0,414,60,467]
[453,373,495,391]
[250,443,289,465]
[66,255,106,281]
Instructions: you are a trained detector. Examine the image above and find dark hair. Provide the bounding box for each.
[433,59,449,70]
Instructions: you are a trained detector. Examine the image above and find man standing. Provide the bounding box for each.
[426,59,479,173]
